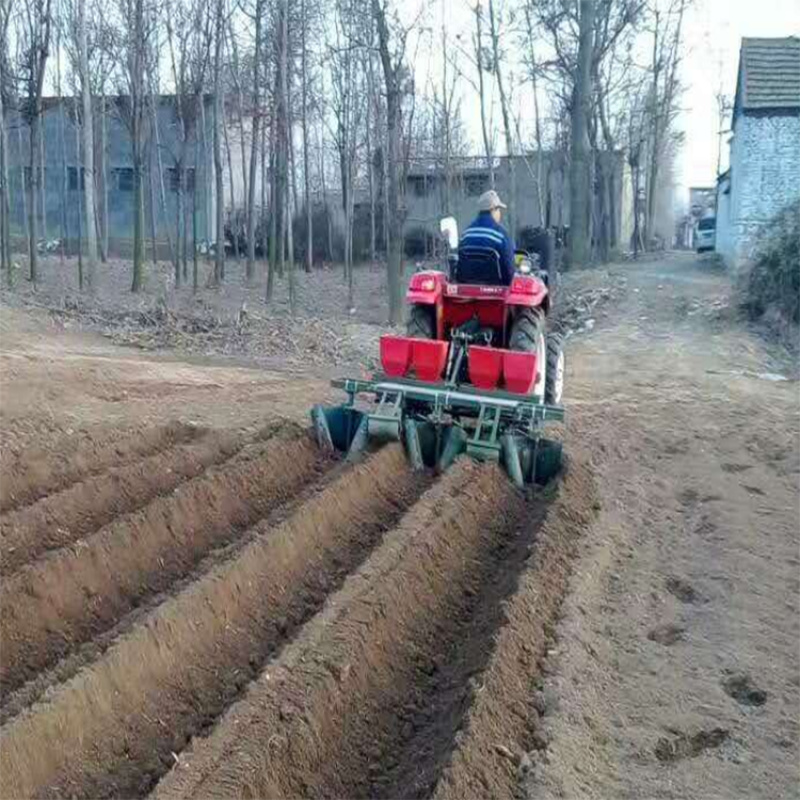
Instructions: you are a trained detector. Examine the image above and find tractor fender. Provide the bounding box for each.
[406,270,447,305]
[506,274,549,312]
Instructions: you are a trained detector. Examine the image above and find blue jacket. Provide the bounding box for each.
[458,211,516,285]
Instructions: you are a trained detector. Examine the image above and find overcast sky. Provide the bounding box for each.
[676,0,800,197]
[418,0,800,207]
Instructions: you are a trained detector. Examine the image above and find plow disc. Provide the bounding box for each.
[311,375,564,488]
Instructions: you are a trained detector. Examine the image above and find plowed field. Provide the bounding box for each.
[0,406,597,799]
[2,253,797,800]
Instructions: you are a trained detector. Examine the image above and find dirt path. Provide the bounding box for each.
[530,253,799,799]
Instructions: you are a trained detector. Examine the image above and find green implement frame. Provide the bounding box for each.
[329,375,564,468]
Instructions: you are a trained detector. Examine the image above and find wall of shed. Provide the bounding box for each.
[724,111,800,267]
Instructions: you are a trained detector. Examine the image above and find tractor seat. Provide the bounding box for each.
[452,246,505,286]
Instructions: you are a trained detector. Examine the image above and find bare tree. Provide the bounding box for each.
[431,3,464,216]
[372,0,417,325]
[18,0,54,283]
[279,0,295,308]
[77,0,97,284]
[328,0,358,291]
[568,0,594,267]
[0,0,12,285]
[108,0,158,291]
[472,2,494,186]
[212,0,226,283]
[164,0,213,286]
[643,0,686,246]
[487,0,515,231]
[300,0,312,273]
[521,2,545,222]
[245,0,265,281]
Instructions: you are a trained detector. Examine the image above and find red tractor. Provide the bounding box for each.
[312,218,566,487]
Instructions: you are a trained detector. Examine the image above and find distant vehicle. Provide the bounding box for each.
[695,217,716,253]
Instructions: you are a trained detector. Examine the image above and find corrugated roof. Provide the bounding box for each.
[734,37,800,116]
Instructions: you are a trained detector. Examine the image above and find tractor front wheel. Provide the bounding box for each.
[407,304,435,339]
[509,308,546,397]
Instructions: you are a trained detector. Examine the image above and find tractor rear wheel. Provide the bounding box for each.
[509,308,546,396]
[545,333,565,405]
[407,304,435,339]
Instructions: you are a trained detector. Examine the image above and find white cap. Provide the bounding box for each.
[478,189,507,212]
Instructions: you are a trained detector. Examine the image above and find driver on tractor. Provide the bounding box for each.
[458,190,516,286]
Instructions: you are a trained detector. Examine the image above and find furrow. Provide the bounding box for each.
[0,445,424,800]
[0,421,200,513]
[0,428,325,696]
[431,457,599,800]
[0,430,243,575]
[151,459,527,800]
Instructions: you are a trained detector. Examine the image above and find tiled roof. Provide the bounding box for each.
[735,37,800,115]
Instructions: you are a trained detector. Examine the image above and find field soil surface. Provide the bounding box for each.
[0,252,797,800]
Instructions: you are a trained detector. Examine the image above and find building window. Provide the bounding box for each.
[68,166,85,191]
[407,175,429,197]
[114,168,134,193]
[165,167,196,193]
[465,173,489,196]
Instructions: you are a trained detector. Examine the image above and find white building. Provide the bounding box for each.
[716,37,800,268]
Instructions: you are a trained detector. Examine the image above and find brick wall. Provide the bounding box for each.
[725,112,800,267]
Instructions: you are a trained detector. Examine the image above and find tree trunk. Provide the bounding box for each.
[39,123,46,244]
[222,111,239,260]
[99,95,109,261]
[17,127,31,271]
[474,4,494,187]
[367,115,376,263]
[227,22,249,224]
[78,0,97,284]
[279,0,295,307]
[267,109,278,300]
[213,0,226,284]
[245,0,263,281]
[372,0,403,325]
[0,85,9,285]
[524,4,544,224]
[148,149,159,267]
[645,10,660,247]
[131,144,145,291]
[568,0,594,268]
[301,0,312,273]
[74,103,84,289]
[150,96,175,276]
[28,114,40,283]
[318,125,333,261]
[488,0,515,233]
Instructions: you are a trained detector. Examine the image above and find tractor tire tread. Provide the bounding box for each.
[544,332,565,405]
[509,308,544,353]
[407,305,435,339]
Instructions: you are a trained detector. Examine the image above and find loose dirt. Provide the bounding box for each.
[0,428,325,695]
[153,460,530,800]
[0,252,795,800]
[0,428,243,574]
[527,254,799,800]
[0,420,199,513]
[0,445,427,800]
